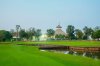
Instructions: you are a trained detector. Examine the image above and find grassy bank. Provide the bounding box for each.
[12,40,100,47]
[0,42,100,66]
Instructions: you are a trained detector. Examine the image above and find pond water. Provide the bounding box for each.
[17,44,100,60]
[40,49,100,60]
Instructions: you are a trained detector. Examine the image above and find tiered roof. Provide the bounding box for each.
[55,25,67,36]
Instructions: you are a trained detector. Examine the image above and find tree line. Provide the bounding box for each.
[47,25,100,40]
[0,25,100,42]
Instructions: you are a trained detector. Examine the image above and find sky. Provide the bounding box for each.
[0,0,100,33]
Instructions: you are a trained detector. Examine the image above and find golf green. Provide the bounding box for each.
[0,41,100,66]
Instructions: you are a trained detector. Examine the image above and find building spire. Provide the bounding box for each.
[59,22,60,25]
[56,22,62,28]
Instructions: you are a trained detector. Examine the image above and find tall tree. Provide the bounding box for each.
[47,29,55,39]
[27,27,35,41]
[66,25,75,40]
[75,29,83,39]
[92,30,100,40]
[92,26,100,40]
[16,25,20,41]
[0,30,12,41]
[19,29,28,40]
[83,26,93,40]
[0,30,5,41]
[34,29,42,41]
[94,26,100,31]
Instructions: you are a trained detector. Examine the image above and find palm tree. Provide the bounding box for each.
[16,25,20,41]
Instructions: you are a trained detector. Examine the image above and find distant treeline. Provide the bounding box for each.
[0,25,100,41]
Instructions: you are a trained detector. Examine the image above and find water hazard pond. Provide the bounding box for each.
[18,44,100,60]
[40,49,100,60]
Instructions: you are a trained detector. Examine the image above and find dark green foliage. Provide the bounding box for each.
[83,26,93,40]
[83,35,88,40]
[34,29,42,41]
[19,29,28,40]
[92,30,100,40]
[55,34,66,40]
[46,29,55,41]
[0,30,12,41]
[18,27,42,41]
[26,28,35,41]
[47,29,55,38]
[19,28,42,41]
[75,29,83,39]
[66,25,75,40]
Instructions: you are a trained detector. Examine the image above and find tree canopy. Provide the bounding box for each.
[47,29,55,38]
[66,25,75,40]
[34,29,42,41]
[83,26,93,40]
[0,30,12,41]
[75,29,83,39]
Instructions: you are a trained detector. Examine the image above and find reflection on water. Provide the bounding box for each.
[40,50,46,52]
[40,49,100,60]
[83,52,86,56]
[64,51,69,54]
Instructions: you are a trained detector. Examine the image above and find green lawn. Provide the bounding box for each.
[15,40,100,47]
[0,41,100,66]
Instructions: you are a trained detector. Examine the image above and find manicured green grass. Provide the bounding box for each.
[15,40,100,47]
[0,42,100,66]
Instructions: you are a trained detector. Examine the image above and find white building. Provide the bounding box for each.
[36,24,67,41]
